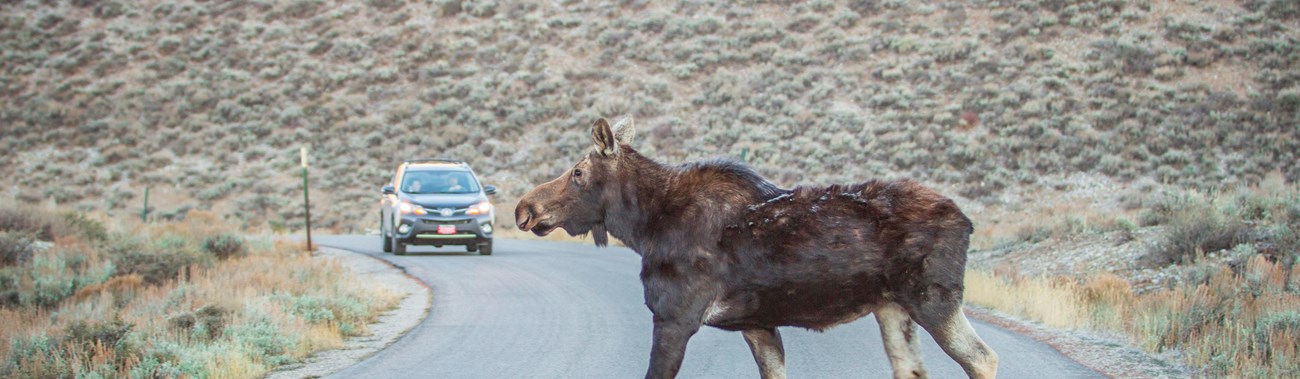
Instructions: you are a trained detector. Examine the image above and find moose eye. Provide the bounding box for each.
[573,169,583,178]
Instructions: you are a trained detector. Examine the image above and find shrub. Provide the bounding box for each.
[1092,37,1156,76]
[64,318,133,352]
[224,315,297,366]
[0,232,33,267]
[1144,198,1250,267]
[6,334,66,378]
[0,206,58,240]
[1245,0,1300,20]
[106,235,211,285]
[196,181,237,201]
[1172,215,1247,261]
[283,0,325,18]
[61,213,107,242]
[465,0,497,18]
[201,234,246,260]
[271,294,368,335]
[168,304,229,339]
[0,242,115,308]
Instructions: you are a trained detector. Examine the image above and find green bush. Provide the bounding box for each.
[0,243,114,308]
[1144,202,1250,266]
[106,235,211,285]
[6,319,139,378]
[64,318,133,352]
[201,234,246,260]
[61,213,107,242]
[6,334,65,378]
[168,304,229,340]
[224,315,296,366]
[271,293,368,335]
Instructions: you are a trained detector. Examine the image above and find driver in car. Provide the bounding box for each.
[447,177,465,192]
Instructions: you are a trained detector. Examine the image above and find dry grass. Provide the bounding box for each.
[969,259,1300,377]
[0,206,400,378]
[966,181,1300,378]
[965,270,1088,329]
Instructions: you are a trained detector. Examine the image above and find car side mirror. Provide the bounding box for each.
[484,185,497,195]
[382,185,395,195]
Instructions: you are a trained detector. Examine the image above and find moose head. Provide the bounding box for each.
[514,117,637,247]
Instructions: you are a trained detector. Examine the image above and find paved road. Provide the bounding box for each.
[319,235,1101,378]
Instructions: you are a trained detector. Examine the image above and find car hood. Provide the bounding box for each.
[405,193,483,208]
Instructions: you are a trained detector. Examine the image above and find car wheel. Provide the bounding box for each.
[392,234,406,256]
[479,241,492,256]
[381,214,392,253]
[466,244,478,252]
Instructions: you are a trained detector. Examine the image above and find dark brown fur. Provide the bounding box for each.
[712,180,974,332]
[516,118,997,379]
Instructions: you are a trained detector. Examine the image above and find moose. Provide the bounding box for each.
[515,117,998,379]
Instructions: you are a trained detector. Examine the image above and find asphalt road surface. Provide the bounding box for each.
[318,235,1101,379]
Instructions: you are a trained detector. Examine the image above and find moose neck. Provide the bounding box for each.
[603,148,783,256]
[601,150,669,253]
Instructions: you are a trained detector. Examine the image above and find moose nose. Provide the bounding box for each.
[516,213,531,230]
[515,204,533,231]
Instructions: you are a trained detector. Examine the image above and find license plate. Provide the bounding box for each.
[437,225,456,234]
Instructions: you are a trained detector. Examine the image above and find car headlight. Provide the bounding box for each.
[399,201,427,215]
[466,201,492,215]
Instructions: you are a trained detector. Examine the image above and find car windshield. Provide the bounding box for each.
[401,170,480,194]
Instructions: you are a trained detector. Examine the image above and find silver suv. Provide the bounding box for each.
[380,159,497,255]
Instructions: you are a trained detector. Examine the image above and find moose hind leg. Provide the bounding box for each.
[875,302,927,379]
[742,328,786,379]
[910,296,998,379]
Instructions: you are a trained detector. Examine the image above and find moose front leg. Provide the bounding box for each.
[646,315,702,379]
[642,260,714,379]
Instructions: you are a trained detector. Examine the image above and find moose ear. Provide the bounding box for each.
[592,118,618,156]
[612,117,636,146]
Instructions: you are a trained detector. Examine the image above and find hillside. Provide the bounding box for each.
[2,0,1298,231]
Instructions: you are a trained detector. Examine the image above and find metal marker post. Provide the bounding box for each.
[301,147,313,252]
[141,187,149,222]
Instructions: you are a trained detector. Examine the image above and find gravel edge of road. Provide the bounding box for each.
[964,305,1192,379]
[265,247,432,379]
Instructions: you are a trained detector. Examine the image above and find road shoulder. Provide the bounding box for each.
[965,305,1190,378]
[266,247,432,379]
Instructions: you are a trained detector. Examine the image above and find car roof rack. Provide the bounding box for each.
[404,158,467,166]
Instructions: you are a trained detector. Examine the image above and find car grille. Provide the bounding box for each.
[417,206,469,216]
[422,219,473,224]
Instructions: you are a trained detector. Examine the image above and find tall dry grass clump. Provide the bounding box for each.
[1128,255,1300,377]
[964,270,1088,329]
[0,205,400,378]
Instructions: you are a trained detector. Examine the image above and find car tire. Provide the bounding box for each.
[479,241,492,256]
[381,214,393,253]
[392,234,406,256]
[466,244,478,252]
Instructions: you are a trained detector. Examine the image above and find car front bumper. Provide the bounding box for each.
[395,213,494,246]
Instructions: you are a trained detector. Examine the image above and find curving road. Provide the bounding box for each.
[318,235,1102,378]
